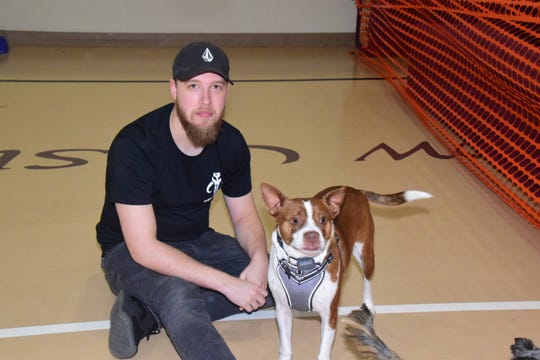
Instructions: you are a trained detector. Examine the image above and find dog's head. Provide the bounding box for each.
[260,183,346,257]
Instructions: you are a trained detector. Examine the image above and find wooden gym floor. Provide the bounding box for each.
[0,45,539,360]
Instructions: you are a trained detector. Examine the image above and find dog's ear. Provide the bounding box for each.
[324,187,346,218]
[260,183,287,217]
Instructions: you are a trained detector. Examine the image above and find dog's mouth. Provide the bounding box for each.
[303,242,322,251]
[292,245,324,256]
[283,231,327,256]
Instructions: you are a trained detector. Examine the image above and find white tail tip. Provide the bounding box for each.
[404,190,433,202]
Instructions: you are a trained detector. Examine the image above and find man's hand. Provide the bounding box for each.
[223,277,268,313]
[239,255,268,290]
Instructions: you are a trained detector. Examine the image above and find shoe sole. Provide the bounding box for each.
[109,290,137,359]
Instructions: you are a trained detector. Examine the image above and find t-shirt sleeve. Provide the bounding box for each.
[219,129,252,198]
[106,135,154,205]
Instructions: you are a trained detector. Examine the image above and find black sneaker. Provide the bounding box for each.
[108,290,161,359]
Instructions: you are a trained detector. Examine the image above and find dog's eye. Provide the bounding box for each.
[320,216,327,225]
[290,217,299,225]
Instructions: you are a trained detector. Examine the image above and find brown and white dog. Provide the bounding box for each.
[260,183,431,360]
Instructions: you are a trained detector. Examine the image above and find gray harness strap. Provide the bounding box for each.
[276,253,334,312]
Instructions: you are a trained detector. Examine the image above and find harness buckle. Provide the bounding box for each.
[296,257,316,276]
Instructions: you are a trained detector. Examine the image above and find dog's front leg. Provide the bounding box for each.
[275,303,293,360]
[317,309,336,360]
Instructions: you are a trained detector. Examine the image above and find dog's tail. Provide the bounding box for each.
[511,338,540,360]
[362,190,432,206]
[343,304,402,360]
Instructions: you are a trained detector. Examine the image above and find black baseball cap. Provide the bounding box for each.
[172,42,233,84]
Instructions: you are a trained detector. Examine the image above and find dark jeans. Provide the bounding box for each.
[101,230,273,360]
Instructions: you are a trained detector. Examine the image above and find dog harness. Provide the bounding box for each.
[275,232,334,312]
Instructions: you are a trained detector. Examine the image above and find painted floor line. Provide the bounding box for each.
[1,301,539,339]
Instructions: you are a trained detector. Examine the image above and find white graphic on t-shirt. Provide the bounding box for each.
[204,172,222,202]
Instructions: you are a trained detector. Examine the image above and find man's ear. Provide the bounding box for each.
[169,79,178,100]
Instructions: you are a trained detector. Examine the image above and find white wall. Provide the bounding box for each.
[0,0,357,33]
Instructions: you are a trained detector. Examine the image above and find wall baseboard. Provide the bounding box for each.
[1,31,356,47]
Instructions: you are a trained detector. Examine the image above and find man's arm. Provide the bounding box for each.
[115,203,267,312]
[224,192,269,290]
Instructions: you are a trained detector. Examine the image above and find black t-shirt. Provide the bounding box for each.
[96,103,252,254]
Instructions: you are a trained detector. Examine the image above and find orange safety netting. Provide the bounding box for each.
[354,0,540,228]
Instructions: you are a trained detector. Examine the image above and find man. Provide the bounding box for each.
[96,42,272,359]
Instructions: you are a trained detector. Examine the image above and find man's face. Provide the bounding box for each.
[170,72,229,147]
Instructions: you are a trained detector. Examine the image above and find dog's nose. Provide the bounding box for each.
[304,231,320,246]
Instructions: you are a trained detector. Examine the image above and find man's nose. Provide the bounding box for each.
[200,87,211,105]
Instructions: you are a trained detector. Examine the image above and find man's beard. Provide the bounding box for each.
[176,106,224,148]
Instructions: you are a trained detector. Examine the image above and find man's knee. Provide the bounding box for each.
[152,276,207,319]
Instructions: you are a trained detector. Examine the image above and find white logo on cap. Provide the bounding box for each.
[202,48,214,63]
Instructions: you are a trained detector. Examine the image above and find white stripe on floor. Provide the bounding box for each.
[1,301,539,339]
